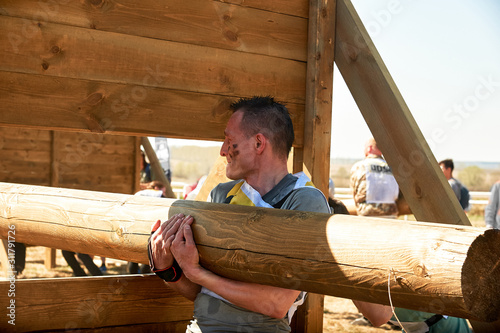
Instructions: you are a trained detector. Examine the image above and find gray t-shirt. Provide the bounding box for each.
[188,174,330,332]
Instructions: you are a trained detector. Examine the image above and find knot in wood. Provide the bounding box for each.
[224,30,238,42]
[89,0,104,7]
[41,61,49,70]
[246,211,263,224]
[414,264,428,278]
[85,92,104,106]
[346,44,358,61]
[414,184,422,198]
[50,45,61,54]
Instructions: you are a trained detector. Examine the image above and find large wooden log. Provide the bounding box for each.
[0,183,498,322]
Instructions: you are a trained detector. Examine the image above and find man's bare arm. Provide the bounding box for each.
[352,300,392,327]
[172,223,300,319]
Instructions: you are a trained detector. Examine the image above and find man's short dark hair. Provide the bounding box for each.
[439,159,454,171]
[230,96,294,158]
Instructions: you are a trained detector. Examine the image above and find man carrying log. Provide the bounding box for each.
[149,96,330,332]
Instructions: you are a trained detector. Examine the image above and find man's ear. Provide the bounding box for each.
[255,133,266,154]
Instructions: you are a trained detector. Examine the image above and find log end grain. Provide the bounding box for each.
[462,229,500,322]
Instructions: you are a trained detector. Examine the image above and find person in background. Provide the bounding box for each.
[328,178,349,215]
[135,180,167,198]
[438,159,470,211]
[139,150,152,184]
[350,138,399,219]
[62,251,103,277]
[352,300,471,333]
[349,138,399,326]
[485,180,500,229]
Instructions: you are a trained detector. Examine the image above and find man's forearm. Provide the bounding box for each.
[352,300,392,327]
[186,265,300,319]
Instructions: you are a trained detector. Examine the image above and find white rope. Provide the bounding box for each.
[388,268,407,332]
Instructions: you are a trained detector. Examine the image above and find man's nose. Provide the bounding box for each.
[220,141,228,157]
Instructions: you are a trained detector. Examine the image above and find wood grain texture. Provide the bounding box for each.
[298,0,337,330]
[2,0,307,61]
[0,183,498,322]
[335,0,469,226]
[0,274,193,332]
[0,127,137,194]
[303,0,336,197]
[0,71,305,146]
[222,0,308,17]
[0,15,306,104]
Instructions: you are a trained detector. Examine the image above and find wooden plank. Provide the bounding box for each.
[44,247,56,269]
[0,127,51,142]
[223,0,308,17]
[296,0,337,331]
[303,0,336,208]
[0,16,306,105]
[2,0,308,61]
[0,274,194,332]
[133,136,141,194]
[0,150,50,163]
[335,0,469,226]
[0,71,306,146]
[0,137,51,151]
[0,183,498,322]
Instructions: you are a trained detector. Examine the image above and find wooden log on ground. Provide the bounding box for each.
[0,182,499,322]
[0,274,193,332]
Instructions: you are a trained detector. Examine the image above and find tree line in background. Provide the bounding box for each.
[170,145,499,192]
[331,163,499,192]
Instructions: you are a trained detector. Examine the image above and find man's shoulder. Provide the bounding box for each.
[282,187,330,213]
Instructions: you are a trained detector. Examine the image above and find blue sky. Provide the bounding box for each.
[334,0,500,162]
[171,0,500,163]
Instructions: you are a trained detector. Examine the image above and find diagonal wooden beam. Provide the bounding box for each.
[335,0,468,226]
[334,0,500,330]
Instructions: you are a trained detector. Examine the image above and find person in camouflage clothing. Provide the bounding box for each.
[350,138,399,217]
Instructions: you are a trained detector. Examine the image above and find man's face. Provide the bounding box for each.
[439,163,452,179]
[220,111,257,180]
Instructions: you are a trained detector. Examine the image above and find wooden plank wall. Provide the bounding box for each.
[0,127,137,194]
[0,275,194,332]
[0,0,309,146]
